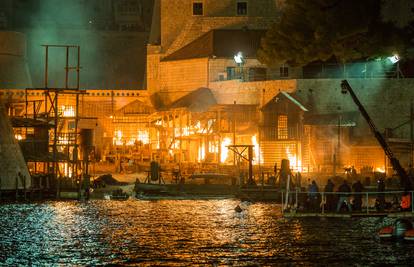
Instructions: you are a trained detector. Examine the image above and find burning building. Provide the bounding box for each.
[1,0,414,193]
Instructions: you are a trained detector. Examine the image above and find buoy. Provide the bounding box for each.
[235,205,242,213]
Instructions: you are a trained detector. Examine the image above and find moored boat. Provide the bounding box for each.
[378,219,413,240]
[404,229,414,241]
[104,189,129,200]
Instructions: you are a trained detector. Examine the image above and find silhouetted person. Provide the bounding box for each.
[308,180,319,211]
[352,180,364,211]
[363,176,371,187]
[324,179,335,211]
[295,172,302,190]
[336,180,352,212]
[376,177,386,211]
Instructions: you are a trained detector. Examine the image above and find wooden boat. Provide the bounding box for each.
[104,189,129,200]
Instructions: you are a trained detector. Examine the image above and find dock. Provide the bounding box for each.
[283,212,414,218]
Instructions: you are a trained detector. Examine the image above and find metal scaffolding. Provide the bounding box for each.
[10,45,85,198]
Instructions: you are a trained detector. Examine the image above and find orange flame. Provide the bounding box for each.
[286,146,302,172]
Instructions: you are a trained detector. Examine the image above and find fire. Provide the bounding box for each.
[375,167,385,173]
[220,137,232,163]
[251,135,263,164]
[113,130,150,146]
[198,142,205,162]
[137,130,149,144]
[61,105,75,117]
[14,134,23,140]
[113,130,123,146]
[58,136,70,145]
[286,146,302,172]
[61,163,73,177]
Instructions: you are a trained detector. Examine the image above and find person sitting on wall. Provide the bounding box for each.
[336,180,352,212]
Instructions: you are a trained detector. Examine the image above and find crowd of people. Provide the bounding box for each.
[300,177,411,213]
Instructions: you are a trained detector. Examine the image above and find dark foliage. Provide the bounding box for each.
[258,0,412,67]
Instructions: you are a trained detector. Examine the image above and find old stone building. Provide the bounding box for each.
[144,0,414,177]
[147,0,295,104]
[2,0,414,183]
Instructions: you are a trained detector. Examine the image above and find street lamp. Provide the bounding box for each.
[234,51,245,80]
[234,51,244,65]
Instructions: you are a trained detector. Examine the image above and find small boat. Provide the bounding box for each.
[404,229,414,241]
[378,219,413,240]
[104,189,129,200]
[378,226,394,239]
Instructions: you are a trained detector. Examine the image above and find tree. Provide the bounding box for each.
[258,0,413,67]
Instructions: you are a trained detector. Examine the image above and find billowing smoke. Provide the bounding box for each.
[24,0,153,89]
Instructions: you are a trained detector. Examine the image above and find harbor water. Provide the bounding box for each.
[1,199,414,266]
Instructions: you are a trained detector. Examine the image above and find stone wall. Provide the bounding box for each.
[160,0,279,54]
[157,58,209,104]
[209,79,296,105]
[208,58,302,83]
[295,78,414,139]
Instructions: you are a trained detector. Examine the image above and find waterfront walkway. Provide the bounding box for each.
[281,190,414,218]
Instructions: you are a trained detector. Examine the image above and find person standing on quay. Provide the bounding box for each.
[336,180,352,212]
[324,179,335,211]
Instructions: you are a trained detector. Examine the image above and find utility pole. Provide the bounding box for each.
[411,101,413,169]
[233,101,236,167]
[337,115,341,172]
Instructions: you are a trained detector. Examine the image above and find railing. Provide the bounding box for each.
[281,190,414,215]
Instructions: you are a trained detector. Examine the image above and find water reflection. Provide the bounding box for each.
[0,199,414,265]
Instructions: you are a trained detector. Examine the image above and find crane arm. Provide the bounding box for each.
[340,80,412,190]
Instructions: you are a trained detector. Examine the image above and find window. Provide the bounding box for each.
[277,115,288,139]
[248,68,266,81]
[193,2,203,15]
[218,73,226,81]
[280,66,289,77]
[237,2,248,15]
[226,67,236,80]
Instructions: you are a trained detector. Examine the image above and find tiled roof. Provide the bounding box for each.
[162,29,266,61]
[169,87,217,112]
[262,92,308,112]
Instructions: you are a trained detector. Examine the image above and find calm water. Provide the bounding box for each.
[0,199,413,266]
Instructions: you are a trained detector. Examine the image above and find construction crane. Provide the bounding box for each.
[340,80,413,190]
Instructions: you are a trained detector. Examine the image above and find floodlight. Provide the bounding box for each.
[234,52,244,64]
[388,54,400,64]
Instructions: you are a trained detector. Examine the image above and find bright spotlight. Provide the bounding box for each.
[388,54,400,64]
[234,51,244,64]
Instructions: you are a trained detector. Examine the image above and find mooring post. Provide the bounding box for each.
[366,192,369,214]
[295,189,298,209]
[15,175,18,200]
[281,191,284,214]
[411,191,413,213]
[23,175,26,201]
